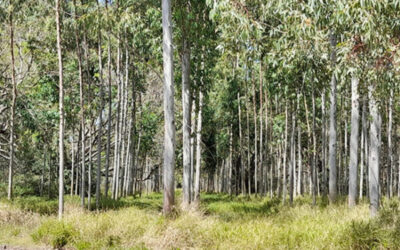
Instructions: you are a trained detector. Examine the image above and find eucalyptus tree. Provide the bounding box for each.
[348,75,359,207]
[7,0,16,200]
[162,0,175,214]
[56,0,65,219]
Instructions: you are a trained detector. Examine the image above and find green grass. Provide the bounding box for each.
[1,192,400,249]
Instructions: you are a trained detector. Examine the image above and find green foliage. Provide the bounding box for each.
[348,220,382,249]
[346,199,400,249]
[31,219,77,249]
[11,196,58,215]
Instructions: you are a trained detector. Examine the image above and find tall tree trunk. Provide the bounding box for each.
[73,0,86,209]
[7,1,16,200]
[104,0,112,197]
[297,96,302,196]
[265,87,270,197]
[328,33,337,204]
[190,98,196,201]
[368,84,381,217]
[387,88,393,198]
[128,70,136,196]
[56,0,65,220]
[228,124,233,196]
[194,90,203,202]
[238,92,245,195]
[253,79,258,195]
[246,81,251,195]
[348,76,360,207]
[283,103,288,204]
[182,38,191,207]
[96,0,104,208]
[359,99,366,199]
[71,131,75,196]
[289,106,295,205]
[88,124,93,210]
[321,91,327,195]
[259,61,263,196]
[162,0,175,214]
[312,88,317,206]
[112,35,122,200]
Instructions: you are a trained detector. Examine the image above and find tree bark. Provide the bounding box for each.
[104,0,112,197]
[368,84,381,217]
[359,99,366,199]
[194,90,203,202]
[348,76,359,207]
[7,0,17,200]
[328,33,337,204]
[387,88,393,198]
[283,103,288,204]
[259,61,263,196]
[162,0,175,215]
[56,0,65,220]
[289,105,295,205]
[182,38,191,207]
[95,0,104,208]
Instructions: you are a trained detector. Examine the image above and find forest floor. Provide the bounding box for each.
[1,191,400,249]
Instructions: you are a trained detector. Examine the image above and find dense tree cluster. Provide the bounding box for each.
[1,0,400,217]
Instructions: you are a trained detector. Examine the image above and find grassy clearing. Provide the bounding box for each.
[1,192,399,249]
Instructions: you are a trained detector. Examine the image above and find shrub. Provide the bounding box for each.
[348,220,382,249]
[31,219,77,249]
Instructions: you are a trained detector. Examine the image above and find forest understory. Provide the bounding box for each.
[1,191,400,249]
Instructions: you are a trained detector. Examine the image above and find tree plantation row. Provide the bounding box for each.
[1,0,400,219]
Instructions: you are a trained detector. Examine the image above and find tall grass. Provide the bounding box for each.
[1,192,399,249]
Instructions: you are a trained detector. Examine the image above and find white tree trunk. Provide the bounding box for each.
[182,39,191,207]
[56,0,65,219]
[162,0,175,214]
[194,91,203,201]
[328,33,337,203]
[348,76,359,207]
[368,84,381,217]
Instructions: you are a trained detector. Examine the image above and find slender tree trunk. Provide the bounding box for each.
[368,84,381,217]
[182,37,191,207]
[328,33,337,204]
[128,71,136,196]
[194,90,203,202]
[321,91,327,195]
[72,0,86,209]
[265,88,270,197]
[95,0,104,208]
[7,1,17,200]
[387,88,393,198]
[253,78,258,195]
[360,99,366,199]
[245,81,251,195]
[238,93,245,195]
[283,103,288,204]
[229,124,233,196]
[259,61,263,196]
[348,76,360,207]
[71,131,75,196]
[104,0,112,197]
[297,96,302,196]
[56,0,65,219]
[289,106,295,205]
[190,98,196,200]
[162,0,175,214]
[112,36,122,200]
[312,89,317,206]
[88,124,93,210]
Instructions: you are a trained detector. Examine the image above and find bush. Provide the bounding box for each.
[13,196,58,215]
[31,219,77,249]
[348,220,382,249]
